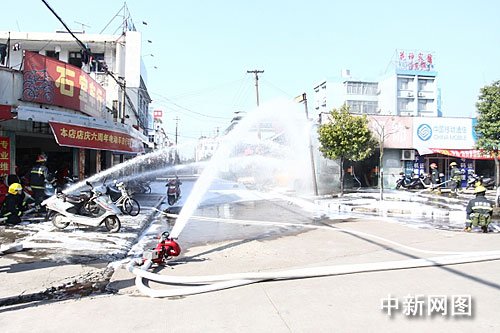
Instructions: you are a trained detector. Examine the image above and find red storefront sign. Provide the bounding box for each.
[49,122,144,154]
[0,104,14,121]
[430,148,496,160]
[0,136,10,175]
[22,51,106,118]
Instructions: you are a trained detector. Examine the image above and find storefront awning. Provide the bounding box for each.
[49,121,144,154]
[16,105,148,153]
[428,148,495,160]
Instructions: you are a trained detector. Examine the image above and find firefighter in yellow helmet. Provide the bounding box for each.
[464,185,493,233]
[449,162,462,197]
[1,183,25,225]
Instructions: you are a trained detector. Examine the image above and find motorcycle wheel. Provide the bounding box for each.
[82,201,102,217]
[144,185,151,194]
[104,216,121,233]
[167,194,176,205]
[52,213,69,229]
[396,183,401,189]
[123,198,140,216]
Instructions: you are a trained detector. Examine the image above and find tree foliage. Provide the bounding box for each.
[475,80,500,186]
[317,104,376,194]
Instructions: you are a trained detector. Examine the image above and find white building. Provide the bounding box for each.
[313,50,440,119]
[0,28,151,178]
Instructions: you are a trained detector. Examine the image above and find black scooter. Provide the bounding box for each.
[396,172,431,190]
[467,172,495,190]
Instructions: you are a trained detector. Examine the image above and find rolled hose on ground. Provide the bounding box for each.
[127,251,500,298]
[126,219,500,298]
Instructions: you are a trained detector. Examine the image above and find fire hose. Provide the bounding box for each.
[127,217,500,298]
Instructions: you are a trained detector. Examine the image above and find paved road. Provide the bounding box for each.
[1,184,500,332]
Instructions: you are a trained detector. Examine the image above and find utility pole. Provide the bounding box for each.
[121,78,126,124]
[296,93,318,195]
[174,116,180,145]
[247,69,264,106]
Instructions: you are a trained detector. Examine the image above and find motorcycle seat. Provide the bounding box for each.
[65,192,90,204]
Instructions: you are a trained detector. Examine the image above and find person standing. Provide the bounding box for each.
[464,185,494,233]
[449,162,462,197]
[29,154,49,214]
[429,162,440,193]
[1,183,25,225]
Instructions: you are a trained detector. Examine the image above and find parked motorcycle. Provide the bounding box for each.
[104,180,141,216]
[396,172,431,190]
[127,179,152,194]
[42,181,121,232]
[466,171,495,190]
[166,177,182,205]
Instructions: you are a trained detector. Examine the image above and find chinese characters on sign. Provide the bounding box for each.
[432,125,467,141]
[49,122,144,154]
[153,110,163,119]
[381,294,472,318]
[397,50,435,72]
[22,51,106,119]
[429,149,496,160]
[0,137,10,176]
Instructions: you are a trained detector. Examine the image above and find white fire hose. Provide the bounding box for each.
[127,217,500,298]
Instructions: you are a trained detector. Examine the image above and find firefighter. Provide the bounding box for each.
[1,183,25,225]
[449,162,462,197]
[29,154,49,214]
[464,185,494,233]
[429,162,441,194]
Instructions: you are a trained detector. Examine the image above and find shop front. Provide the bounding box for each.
[13,105,145,180]
[411,117,494,188]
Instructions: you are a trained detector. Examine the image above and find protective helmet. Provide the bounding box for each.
[449,162,457,167]
[8,182,22,195]
[474,185,487,194]
[430,163,437,168]
[36,154,47,163]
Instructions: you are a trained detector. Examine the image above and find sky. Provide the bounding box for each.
[1,0,500,145]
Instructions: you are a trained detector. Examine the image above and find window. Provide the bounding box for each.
[346,82,378,95]
[347,100,378,114]
[90,53,106,72]
[398,100,409,111]
[68,51,82,68]
[45,50,59,60]
[399,78,409,90]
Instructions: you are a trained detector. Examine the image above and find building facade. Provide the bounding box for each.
[0,29,151,180]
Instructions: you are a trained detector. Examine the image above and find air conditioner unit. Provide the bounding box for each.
[401,149,415,160]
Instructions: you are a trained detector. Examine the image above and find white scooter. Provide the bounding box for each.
[42,181,122,233]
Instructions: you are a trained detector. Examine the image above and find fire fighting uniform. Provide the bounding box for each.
[449,163,462,195]
[30,162,49,213]
[1,183,25,225]
[465,188,493,233]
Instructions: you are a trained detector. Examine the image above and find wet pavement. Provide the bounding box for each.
[1,181,500,329]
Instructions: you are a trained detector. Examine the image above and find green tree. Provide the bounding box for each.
[475,80,500,187]
[317,104,376,195]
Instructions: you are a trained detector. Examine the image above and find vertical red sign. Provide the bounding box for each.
[0,136,10,176]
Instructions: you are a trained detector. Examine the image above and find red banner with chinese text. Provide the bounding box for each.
[0,136,11,176]
[429,148,495,160]
[49,122,144,154]
[22,51,106,118]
